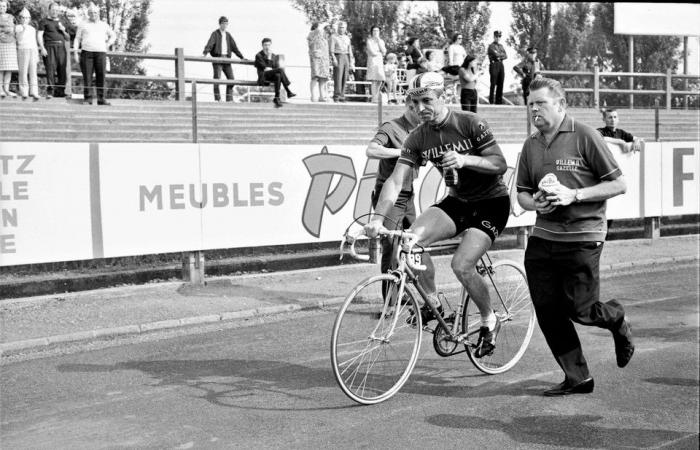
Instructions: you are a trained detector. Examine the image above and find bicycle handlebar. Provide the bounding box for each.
[339,228,427,271]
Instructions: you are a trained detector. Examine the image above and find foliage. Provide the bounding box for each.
[508,2,552,65]
[290,0,343,24]
[436,1,491,56]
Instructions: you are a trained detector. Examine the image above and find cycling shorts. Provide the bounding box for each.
[434,195,510,242]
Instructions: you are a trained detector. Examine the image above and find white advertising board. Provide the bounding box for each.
[0,142,93,266]
[659,142,699,216]
[614,3,700,36]
[98,143,203,258]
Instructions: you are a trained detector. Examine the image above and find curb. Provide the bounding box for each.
[1,256,697,357]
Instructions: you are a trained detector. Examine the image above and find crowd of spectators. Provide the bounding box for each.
[0,1,115,105]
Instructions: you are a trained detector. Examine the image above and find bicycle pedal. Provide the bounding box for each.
[423,326,435,333]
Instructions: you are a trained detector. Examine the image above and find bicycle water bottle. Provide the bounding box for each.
[444,168,459,187]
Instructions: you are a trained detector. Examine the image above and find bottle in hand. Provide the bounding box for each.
[444,168,459,187]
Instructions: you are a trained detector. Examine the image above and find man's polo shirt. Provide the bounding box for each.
[597,126,634,143]
[516,114,622,242]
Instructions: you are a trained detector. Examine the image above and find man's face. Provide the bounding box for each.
[528,87,565,133]
[494,34,500,43]
[0,2,6,15]
[604,111,619,129]
[49,4,59,18]
[338,24,346,34]
[219,21,228,32]
[528,51,537,62]
[262,41,271,53]
[411,90,445,124]
[87,8,99,21]
[66,12,79,26]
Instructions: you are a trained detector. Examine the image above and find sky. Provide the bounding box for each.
[141,1,699,102]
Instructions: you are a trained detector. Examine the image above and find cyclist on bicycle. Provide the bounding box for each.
[365,72,510,357]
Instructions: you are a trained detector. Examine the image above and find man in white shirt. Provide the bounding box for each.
[73,3,115,105]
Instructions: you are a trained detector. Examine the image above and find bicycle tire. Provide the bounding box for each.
[462,260,536,374]
[330,274,422,405]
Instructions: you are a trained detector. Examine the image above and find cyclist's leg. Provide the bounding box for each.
[408,206,456,296]
[452,227,494,318]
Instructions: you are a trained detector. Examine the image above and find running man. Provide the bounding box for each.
[365,72,511,357]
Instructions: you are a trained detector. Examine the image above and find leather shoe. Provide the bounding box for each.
[544,377,594,396]
[273,97,283,108]
[613,318,634,368]
[97,100,111,106]
[286,91,296,99]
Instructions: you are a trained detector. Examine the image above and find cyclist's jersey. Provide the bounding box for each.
[398,109,508,202]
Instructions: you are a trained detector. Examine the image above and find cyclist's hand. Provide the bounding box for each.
[533,190,556,214]
[441,150,463,169]
[364,220,386,238]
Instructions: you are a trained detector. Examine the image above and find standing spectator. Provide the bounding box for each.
[405,37,422,70]
[73,3,116,106]
[64,7,81,99]
[38,2,68,98]
[447,33,466,67]
[365,25,386,102]
[330,20,354,103]
[383,52,398,104]
[459,55,478,113]
[202,16,245,103]
[487,30,507,104]
[366,98,421,280]
[254,37,295,108]
[597,109,643,153]
[0,0,18,98]
[307,21,331,102]
[514,47,543,105]
[15,8,39,101]
[516,77,633,396]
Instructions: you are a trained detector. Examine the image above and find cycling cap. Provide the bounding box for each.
[407,72,445,97]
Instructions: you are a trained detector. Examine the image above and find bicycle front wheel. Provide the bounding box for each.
[462,260,535,374]
[330,274,422,405]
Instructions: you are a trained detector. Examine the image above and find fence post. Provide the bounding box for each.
[182,251,205,285]
[654,98,660,142]
[665,68,672,110]
[593,65,600,109]
[643,217,661,240]
[377,89,383,126]
[191,80,198,143]
[175,47,186,101]
[516,227,530,249]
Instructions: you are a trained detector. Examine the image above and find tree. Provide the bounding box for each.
[290,0,344,24]
[436,1,491,56]
[508,2,552,66]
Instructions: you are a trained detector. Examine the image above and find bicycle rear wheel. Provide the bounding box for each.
[330,274,422,405]
[462,260,535,374]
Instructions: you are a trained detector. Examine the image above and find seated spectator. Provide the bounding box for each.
[597,108,643,153]
[254,37,295,108]
[202,16,245,102]
[15,8,40,101]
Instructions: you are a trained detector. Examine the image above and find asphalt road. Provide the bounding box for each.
[1,265,698,449]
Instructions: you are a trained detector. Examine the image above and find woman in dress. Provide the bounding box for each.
[307,21,331,102]
[447,32,467,67]
[364,25,386,102]
[0,0,19,98]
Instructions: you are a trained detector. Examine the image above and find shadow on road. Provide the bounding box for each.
[425,413,698,449]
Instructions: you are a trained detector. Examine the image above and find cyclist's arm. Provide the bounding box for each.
[366,141,401,159]
[443,144,507,175]
[366,163,411,236]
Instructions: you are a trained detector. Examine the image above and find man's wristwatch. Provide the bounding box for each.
[574,189,584,203]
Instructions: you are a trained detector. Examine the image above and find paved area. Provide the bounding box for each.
[1,235,698,356]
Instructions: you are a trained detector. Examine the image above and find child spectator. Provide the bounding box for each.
[15,8,39,101]
[384,52,398,104]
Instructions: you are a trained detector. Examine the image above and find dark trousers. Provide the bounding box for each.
[524,237,625,381]
[333,53,350,101]
[460,88,478,113]
[44,43,67,96]
[522,78,532,105]
[212,63,234,101]
[371,188,416,273]
[262,68,291,99]
[489,62,504,104]
[80,51,106,101]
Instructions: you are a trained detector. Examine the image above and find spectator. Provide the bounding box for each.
[459,54,478,113]
[202,16,245,103]
[516,77,633,396]
[425,50,441,72]
[63,8,81,99]
[365,25,386,102]
[73,3,116,106]
[384,52,398,104]
[254,37,295,108]
[15,8,39,101]
[597,109,643,153]
[514,47,544,105]
[397,53,407,70]
[330,20,353,103]
[38,2,68,99]
[307,21,330,102]
[405,37,422,70]
[0,0,18,98]
[487,30,507,104]
[447,32,466,67]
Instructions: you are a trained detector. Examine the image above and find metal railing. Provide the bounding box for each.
[542,67,699,110]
